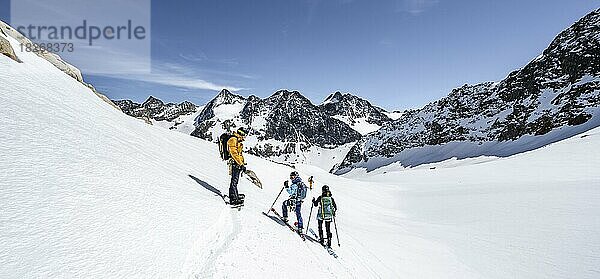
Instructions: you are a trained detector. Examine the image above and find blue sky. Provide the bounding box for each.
[1,1,598,110]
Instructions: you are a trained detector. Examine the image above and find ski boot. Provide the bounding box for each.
[230,197,244,206]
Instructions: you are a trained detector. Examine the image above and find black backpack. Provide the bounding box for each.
[218,133,235,160]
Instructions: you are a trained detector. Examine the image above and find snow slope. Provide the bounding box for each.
[0,29,406,278]
[332,115,382,135]
[152,105,204,134]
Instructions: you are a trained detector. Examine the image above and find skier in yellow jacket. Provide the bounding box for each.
[227,128,247,205]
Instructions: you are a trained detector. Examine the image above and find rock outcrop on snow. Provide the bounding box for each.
[334,8,600,173]
[0,20,120,111]
[0,30,21,63]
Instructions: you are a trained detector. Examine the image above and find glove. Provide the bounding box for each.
[284,180,289,188]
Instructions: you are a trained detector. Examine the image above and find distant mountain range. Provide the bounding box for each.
[112,90,392,169]
[189,89,394,168]
[113,9,600,174]
[113,97,201,133]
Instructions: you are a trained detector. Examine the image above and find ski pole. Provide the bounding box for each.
[333,214,340,247]
[306,202,314,235]
[266,186,285,214]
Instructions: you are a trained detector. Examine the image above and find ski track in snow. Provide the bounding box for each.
[183,196,362,279]
[182,207,241,278]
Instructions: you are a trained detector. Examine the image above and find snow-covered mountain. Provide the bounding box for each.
[319,91,392,134]
[114,96,202,133]
[334,9,600,174]
[116,90,392,169]
[191,89,362,169]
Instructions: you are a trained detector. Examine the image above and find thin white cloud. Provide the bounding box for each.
[95,59,245,92]
[108,68,245,92]
[396,0,439,15]
[379,38,394,47]
[178,52,208,62]
[121,73,244,92]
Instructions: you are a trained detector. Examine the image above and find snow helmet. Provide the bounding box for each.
[236,127,248,137]
[290,171,299,178]
[322,185,330,192]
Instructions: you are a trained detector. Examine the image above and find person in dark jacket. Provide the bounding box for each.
[312,185,337,247]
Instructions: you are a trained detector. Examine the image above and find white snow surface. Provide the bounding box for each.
[152,106,204,134]
[2,30,600,279]
[343,126,600,279]
[332,115,381,135]
[384,111,403,120]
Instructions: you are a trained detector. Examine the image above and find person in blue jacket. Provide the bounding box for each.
[281,171,307,233]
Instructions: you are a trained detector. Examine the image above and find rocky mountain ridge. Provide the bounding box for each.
[113,96,198,126]
[319,91,392,134]
[333,9,600,173]
[190,89,365,165]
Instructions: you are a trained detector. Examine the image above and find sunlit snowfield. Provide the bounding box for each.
[1,23,600,278]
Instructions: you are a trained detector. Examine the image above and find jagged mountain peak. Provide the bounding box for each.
[180,100,196,107]
[141,95,164,108]
[272,89,301,95]
[213,88,246,104]
[323,91,344,103]
[268,89,309,102]
[322,91,379,106]
[247,95,261,102]
[333,9,600,174]
[319,91,392,134]
[545,8,599,54]
[321,91,388,113]
[143,95,161,103]
[195,89,246,122]
[191,89,362,166]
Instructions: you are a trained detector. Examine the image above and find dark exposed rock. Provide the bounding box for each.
[0,34,21,63]
[191,89,362,161]
[113,96,198,122]
[319,91,391,128]
[334,9,600,173]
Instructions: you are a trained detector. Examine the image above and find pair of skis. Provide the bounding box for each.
[267,208,338,258]
[308,228,338,258]
[269,208,306,241]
